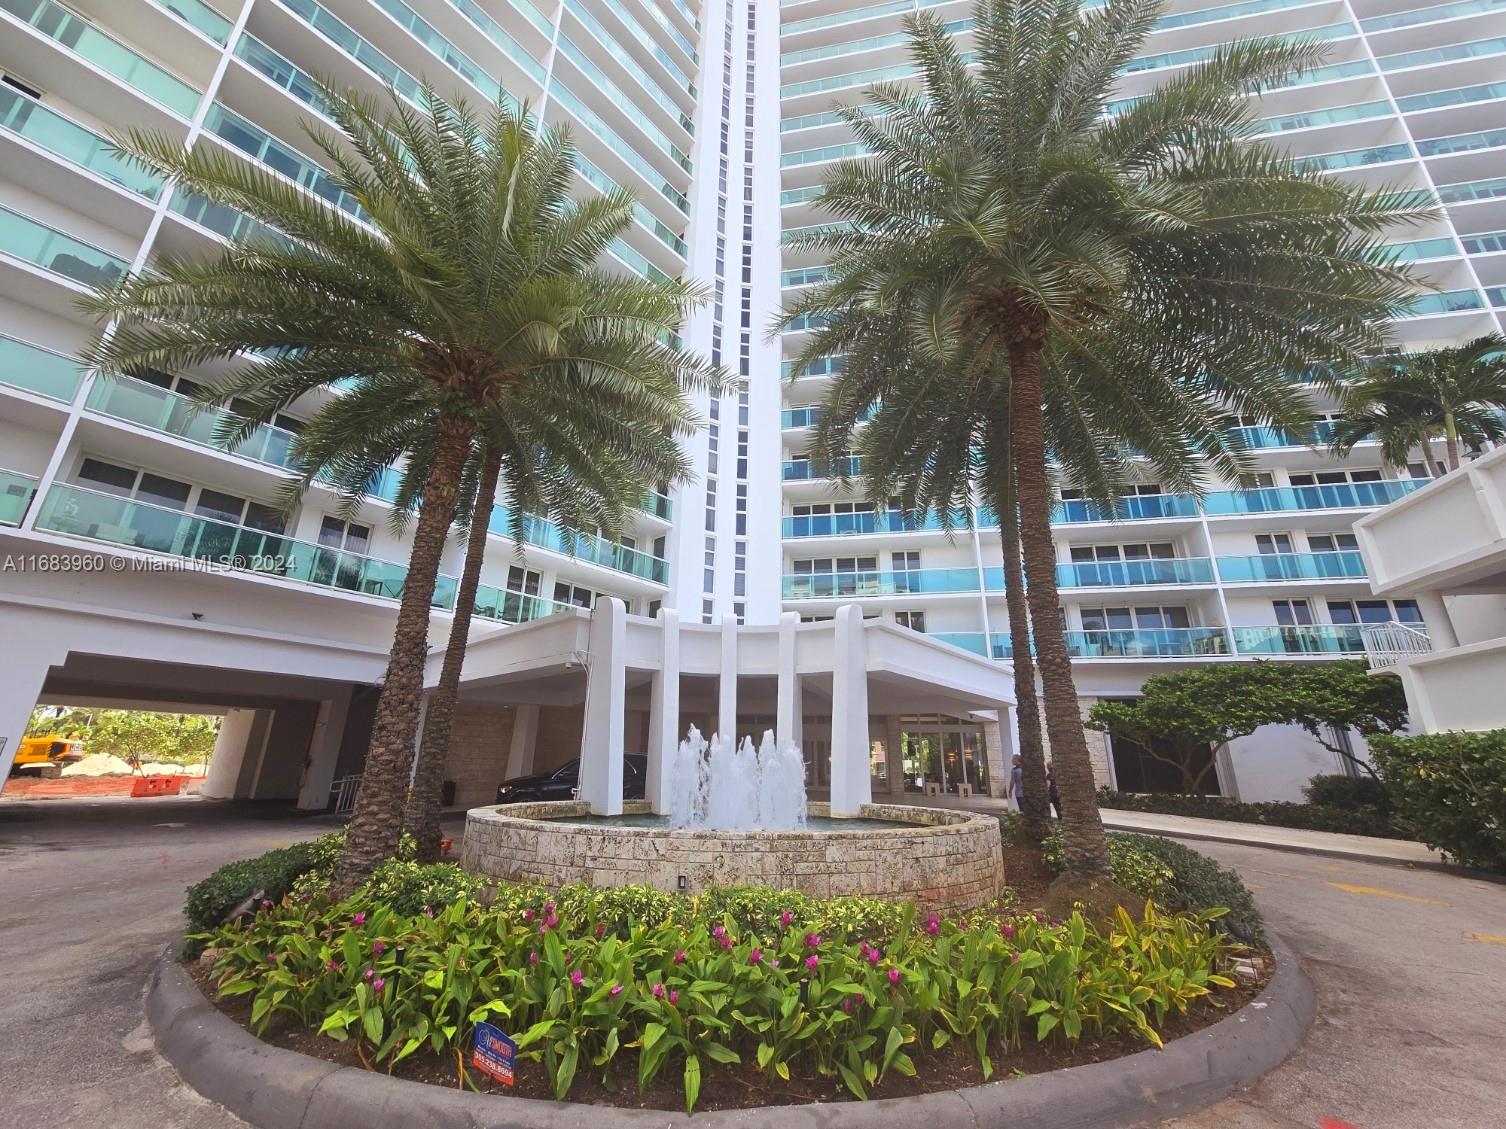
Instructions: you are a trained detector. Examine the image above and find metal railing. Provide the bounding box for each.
[1361,621,1433,669]
[329,773,361,813]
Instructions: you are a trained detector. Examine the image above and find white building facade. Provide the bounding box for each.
[1,0,1502,804]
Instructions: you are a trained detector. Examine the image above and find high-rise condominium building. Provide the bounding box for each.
[0,0,1501,806]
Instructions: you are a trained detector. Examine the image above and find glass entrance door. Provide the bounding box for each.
[899,717,987,794]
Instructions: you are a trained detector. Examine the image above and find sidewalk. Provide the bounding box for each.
[887,792,1442,867]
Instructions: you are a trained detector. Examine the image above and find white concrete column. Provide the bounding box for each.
[829,604,872,815]
[1415,591,1459,650]
[776,611,800,746]
[0,645,62,778]
[646,608,680,814]
[202,708,258,800]
[718,613,738,741]
[982,707,1012,799]
[504,704,540,780]
[579,597,627,814]
[408,690,432,785]
[296,688,353,810]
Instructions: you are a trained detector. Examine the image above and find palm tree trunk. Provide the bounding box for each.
[404,443,502,862]
[987,405,1051,846]
[1006,334,1112,880]
[333,411,476,895]
[1443,410,1460,471]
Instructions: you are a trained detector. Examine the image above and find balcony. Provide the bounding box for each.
[34,482,460,607]
[1216,551,1368,582]
[641,491,673,521]
[151,0,232,44]
[1053,494,1200,522]
[0,0,202,117]
[1054,557,1215,587]
[931,627,1232,659]
[1203,480,1425,514]
[782,510,950,538]
[1229,624,1366,654]
[782,456,863,481]
[783,567,980,598]
[0,86,164,198]
[471,586,570,626]
[490,507,668,585]
[1228,421,1337,449]
[0,204,129,289]
[1,469,38,526]
[86,376,299,469]
[0,333,84,401]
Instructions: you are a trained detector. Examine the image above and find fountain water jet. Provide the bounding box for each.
[669,726,807,831]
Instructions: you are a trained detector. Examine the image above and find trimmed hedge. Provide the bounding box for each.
[1371,730,1506,873]
[184,840,322,949]
[1096,787,1407,840]
[1303,773,1391,814]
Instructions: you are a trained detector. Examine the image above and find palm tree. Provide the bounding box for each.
[81,87,715,892]
[1330,334,1506,475]
[782,0,1429,882]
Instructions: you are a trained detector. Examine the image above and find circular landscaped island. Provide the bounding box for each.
[462,799,1005,909]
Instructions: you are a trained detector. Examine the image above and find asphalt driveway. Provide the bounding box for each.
[0,798,1501,1129]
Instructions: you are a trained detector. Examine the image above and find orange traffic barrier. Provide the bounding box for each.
[129,775,184,798]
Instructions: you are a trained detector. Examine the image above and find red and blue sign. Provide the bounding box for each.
[472,1021,516,1086]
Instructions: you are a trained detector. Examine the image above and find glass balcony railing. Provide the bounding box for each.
[784,568,981,598]
[782,456,863,480]
[1361,0,1506,31]
[782,142,869,168]
[642,491,673,521]
[557,35,689,171]
[1417,127,1506,158]
[1216,551,1368,582]
[782,62,914,99]
[1401,289,1485,315]
[782,510,948,537]
[1437,176,1506,204]
[1204,479,1425,513]
[1378,35,1506,71]
[152,0,233,43]
[782,406,822,429]
[0,205,129,288]
[1294,143,1414,172]
[781,355,846,378]
[1488,285,1506,308]
[1,469,38,526]
[0,87,164,198]
[1053,557,1216,587]
[35,482,459,607]
[202,104,369,224]
[561,0,692,128]
[471,585,570,626]
[490,507,668,584]
[1387,236,1460,261]
[86,376,299,469]
[780,184,828,206]
[1152,0,1322,32]
[1228,421,1337,448]
[1260,100,1390,135]
[1231,624,1366,653]
[0,0,201,117]
[931,627,1233,659]
[1398,80,1506,113]
[0,333,85,401]
[1053,493,1201,521]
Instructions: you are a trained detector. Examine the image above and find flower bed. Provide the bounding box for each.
[192,870,1253,1113]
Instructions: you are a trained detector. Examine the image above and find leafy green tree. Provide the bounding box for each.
[782,0,1427,878]
[27,707,219,765]
[1087,661,1409,793]
[82,88,715,892]
[1330,333,1506,475]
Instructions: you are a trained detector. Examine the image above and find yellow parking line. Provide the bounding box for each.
[1464,932,1506,946]
[1327,882,1442,905]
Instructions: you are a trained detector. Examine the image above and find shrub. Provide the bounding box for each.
[1303,773,1391,814]
[1096,787,1405,840]
[1039,832,1174,902]
[361,861,489,916]
[200,887,1237,1111]
[1370,730,1506,873]
[183,839,322,951]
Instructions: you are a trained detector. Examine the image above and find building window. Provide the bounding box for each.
[894,610,927,632]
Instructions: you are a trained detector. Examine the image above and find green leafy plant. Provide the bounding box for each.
[198,880,1238,1110]
[1370,730,1506,873]
[1095,788,1405,840]
[1303,774,1391,815]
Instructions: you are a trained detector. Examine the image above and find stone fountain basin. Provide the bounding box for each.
[461,800,1004,910]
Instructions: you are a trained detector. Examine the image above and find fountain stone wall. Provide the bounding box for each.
[461,801,1005,910]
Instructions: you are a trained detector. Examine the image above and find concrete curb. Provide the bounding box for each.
[149,932,1313,1129]
[1098,816,1452,872]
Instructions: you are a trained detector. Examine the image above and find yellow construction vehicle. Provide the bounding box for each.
[10,735,85,778]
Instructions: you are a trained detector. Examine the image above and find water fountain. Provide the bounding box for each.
[461,726,1004,909]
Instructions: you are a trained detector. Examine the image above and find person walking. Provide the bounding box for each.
[1008,754,1024,812]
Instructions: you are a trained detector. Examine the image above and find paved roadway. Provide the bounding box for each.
[0,798,1502,1129]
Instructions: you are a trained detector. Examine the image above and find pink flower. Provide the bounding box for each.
[372,940,385,956]
[805,953,819,970]
[528,951,539,966]
[888,967,901,986]
[325,959,341,972]
[770,958,780,968]
[610,984,623,998]
[538,924,548,936]
[423,906,434,919]
[259,899,272,911]
[363,968,374,981]
[749,949,764,965]
[523,908,535,922]
[866,948,881,966]
[673,950,686,964]
[545,913,559,929]
[352,912,366,926]
[719,935,732,951]
[780,911,793,928]
[652,983,666,999]
[669,989,680,1005]
[570,969,584,988]
[841,996,854,1014]
[1002,923,1015,939]
[544,901,555,915]
[711,924,725,940]
[595,922,606,938]
[372,978,385,993]
[925,914,940,936]
[805,932,823,948]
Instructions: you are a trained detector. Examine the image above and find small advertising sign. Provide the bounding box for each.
[472,1021,517,1087]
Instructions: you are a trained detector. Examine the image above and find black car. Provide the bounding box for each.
[495,754,648,804]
